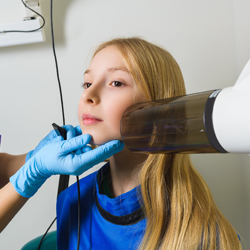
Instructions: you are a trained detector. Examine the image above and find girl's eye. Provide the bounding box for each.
[82,81,124,89]
[111,81,124,87]
[82,83,92,89]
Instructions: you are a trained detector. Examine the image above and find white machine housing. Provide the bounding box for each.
[213,60,250,153]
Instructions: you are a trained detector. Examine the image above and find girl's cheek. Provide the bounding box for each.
[106,100,132,131]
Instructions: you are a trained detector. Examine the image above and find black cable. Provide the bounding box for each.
[37,217,57,250]
[0,0,45,34]
[77,176,81,250]
[38,0,63,248]
[50,0,65,125]
[38,0,81,249]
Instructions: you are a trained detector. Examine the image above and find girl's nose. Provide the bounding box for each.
[81,87,100,105]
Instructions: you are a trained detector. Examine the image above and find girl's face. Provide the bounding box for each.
[78,46,146,145]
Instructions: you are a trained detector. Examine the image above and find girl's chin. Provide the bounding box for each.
[89,138,108,146]
[89,137,121,146]
[81,129,121,145]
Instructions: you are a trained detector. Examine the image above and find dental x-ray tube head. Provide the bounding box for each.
[120,60,250,154]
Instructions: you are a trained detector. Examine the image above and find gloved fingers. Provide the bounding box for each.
[62,125,76,139]
[60,134,92,154]
[27,130,63,161]
[45,134,64,145]
[75,146,92,155]
[61,124,82,139]
[27,135,64,161]
[88,140,124,165]
[51,136,64,143]
[82,146,92,153]
[39,135,64,150]
[43,129,58,141]
[75,149,82,155]
[35,136,64,158]
[71,140,124,175]
[75,125,82,136]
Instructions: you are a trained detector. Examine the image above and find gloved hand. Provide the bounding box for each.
[10,134,124,198]
[25,125,82,162]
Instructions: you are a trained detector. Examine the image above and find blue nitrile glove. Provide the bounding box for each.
[25,125,82,162]
[10,134,124,198]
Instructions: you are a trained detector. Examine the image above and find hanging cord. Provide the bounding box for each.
[50,0,65,125]
[37,1,81,249]
[77,176,81,249]
[0,0,45,34]
[37,217,57,249]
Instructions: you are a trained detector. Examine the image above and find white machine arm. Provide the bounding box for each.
[213,60,250,153]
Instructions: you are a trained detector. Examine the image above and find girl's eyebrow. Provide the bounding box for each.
[84,67,129,75]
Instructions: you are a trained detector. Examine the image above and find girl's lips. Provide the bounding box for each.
[82,119,103,126]
[82,113,102,121]
[82,113,103,126]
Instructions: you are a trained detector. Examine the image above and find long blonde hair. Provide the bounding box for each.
[93,37,241,250]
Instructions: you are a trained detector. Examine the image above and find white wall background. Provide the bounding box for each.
[0,0,250,249]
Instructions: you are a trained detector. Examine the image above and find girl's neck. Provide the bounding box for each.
[108,146,148,197]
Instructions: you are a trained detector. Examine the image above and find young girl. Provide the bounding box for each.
[56,37,241,249]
